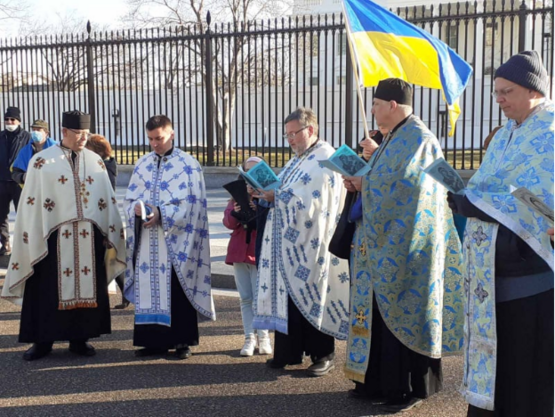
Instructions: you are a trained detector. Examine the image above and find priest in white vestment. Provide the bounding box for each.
[253,107,350,377]
[124,115,215,360]
[1,110,127,361]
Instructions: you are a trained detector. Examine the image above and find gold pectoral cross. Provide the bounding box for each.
[355,309,367,325]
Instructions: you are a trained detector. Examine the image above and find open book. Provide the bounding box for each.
[421,158,465,194]
[238,160,281,191]
[318,144,371,177]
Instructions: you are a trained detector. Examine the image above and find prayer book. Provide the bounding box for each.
[511,187,554,224]
[422,158,465,194]
[318,144,371,177]
[238,160,281,191]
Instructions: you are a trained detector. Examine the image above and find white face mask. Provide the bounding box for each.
[5,125,17,132]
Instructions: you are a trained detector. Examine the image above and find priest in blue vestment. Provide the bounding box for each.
[343,79,464,413]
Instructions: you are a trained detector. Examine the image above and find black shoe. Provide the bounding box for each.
[69,342,96,356]
[134,347,168,357]
[348,389,387,404]
[306,359,335,377]
[0,246,11,256]
[175,346,192,360]
[23,343,53,361]
[113,301,130,310]
[379,397,423,413]
[265,358,303,369]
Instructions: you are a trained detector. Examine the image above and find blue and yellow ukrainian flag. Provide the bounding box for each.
[343,0,472,136]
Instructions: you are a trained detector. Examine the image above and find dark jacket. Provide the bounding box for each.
[449,194,551,277]
[103,157,117,191]
[0,127,31,181]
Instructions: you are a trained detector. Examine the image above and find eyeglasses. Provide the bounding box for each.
[491,87,514,99]
[4,118,17,122]
[282,126,309,140]
[68,128,91,139]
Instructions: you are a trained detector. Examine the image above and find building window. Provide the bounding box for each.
[310,76,319,86]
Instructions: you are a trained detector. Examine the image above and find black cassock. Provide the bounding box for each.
[19,226,111,343]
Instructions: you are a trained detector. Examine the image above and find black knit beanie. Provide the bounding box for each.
[4,106,21,122]
[494,50,548,96]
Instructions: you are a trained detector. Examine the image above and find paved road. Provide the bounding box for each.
[0,287,467,417]
[0,187,468,416]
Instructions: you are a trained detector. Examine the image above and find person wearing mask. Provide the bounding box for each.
[12,119,56,186]
[0,107,31,255]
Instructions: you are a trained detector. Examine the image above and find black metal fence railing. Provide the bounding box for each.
[0,0,552,168]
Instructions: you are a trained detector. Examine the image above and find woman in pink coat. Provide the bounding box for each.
[223,157,272,356]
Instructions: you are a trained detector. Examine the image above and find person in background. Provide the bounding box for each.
[223,156,273,357]
[12,119,56,186]
[0,106,31,255]
[86,134,129,310]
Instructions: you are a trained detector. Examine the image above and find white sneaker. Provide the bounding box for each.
[258,336,273,355]
[240,337,256,357]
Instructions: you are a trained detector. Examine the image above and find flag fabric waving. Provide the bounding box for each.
[343,0,473,136]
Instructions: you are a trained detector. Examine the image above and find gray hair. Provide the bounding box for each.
[284,107,319,137]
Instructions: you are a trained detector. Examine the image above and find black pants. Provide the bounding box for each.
[0,181,21,249]
[467,289,554,417]
[133,269,200,349]
[115,273,129,304]
[355,295,442,400]
[273,296,335,364]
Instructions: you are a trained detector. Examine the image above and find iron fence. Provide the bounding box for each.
[0,0,553,168]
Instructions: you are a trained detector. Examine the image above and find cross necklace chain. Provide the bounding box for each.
[60,144,90,209]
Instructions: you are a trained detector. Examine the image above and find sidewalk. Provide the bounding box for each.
[0,186,235,289]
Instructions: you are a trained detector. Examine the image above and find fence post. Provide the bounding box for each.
[86,21,96,133]
[204,12,215,166]
[345,38,354,148]
[518,0,528,51]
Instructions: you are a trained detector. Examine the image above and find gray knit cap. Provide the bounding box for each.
[494,50,549,96]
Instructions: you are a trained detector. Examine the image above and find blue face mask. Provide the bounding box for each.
[31,131,44,143]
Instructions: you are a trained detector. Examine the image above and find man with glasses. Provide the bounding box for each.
[0,106,31,255]
[253,107,350,377]
[1,110,127,361]
[124,115,215,360]
[450,51,554,417]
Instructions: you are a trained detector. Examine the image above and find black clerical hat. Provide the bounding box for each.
[374,78,413,105]
[62,110,91,130]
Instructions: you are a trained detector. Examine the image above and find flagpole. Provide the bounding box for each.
[342,2,371,142]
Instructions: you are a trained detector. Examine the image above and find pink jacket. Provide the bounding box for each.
[223,200,257,265]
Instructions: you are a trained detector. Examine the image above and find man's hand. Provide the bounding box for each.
[343,176,363,192]
[360,136,379,160]
[253,189,275,203]
[548,227,554,242]
[134,202,142,216]
[233,203,242,212]
[143,204,160,228]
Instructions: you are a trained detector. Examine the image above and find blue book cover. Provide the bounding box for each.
[238,160,281,191]
[319,144,371,177]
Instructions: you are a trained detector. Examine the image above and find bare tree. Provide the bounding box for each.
[122,0,292,151]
